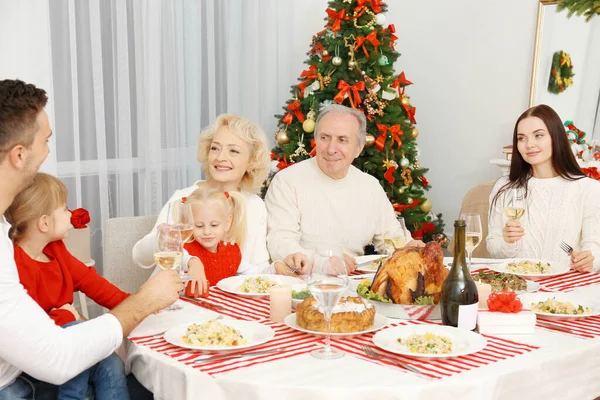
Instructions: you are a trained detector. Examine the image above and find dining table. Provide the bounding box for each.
[125,263,600,400]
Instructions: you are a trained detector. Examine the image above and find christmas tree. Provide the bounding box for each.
[265,0,446,245]
[557,0,600,22]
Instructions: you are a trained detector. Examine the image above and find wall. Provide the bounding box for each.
[0,0,56,174]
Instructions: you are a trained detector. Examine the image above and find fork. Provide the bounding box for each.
[361,345,425,376]
[559,241,574,256]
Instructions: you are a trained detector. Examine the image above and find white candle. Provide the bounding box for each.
[475,281,492,309]
[269,285,292,323]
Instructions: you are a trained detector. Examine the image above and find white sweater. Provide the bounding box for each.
[486,176,600,271]
[0,218,123,389]
[132,182,271,274]
[265,158,411,260]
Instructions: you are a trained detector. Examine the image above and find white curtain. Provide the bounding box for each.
[47,0,325,271]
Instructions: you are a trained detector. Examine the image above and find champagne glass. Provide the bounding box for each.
[168,201,195,243]
[154,225,184,311]
[503,187,526,252]
[306,246,348,359]
[460,213,482,270]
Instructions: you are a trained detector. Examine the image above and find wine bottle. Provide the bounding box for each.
[440,219,479,330]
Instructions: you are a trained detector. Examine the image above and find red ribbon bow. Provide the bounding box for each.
[334,80,365,108]
[582,167,600,180]
[355,31,381,58]
[310,138,317,157]
[298,65,319,98]
[282,100,305,125]
[375,123,403,151]
[384,24,398,50]
[276,155,292,170]
[393,199,421,213]
[355,0,384,14]
[326,8,348,33]
[402,103,417,124]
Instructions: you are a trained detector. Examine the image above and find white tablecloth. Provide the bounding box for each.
[126,288,600,400]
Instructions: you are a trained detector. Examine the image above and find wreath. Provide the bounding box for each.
[548,50,574,94]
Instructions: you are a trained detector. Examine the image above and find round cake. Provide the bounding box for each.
[295,296,375,333]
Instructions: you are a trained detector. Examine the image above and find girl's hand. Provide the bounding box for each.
[571,250,595,273]
[53,303,82,321]
[503,220,525,244]
[187,258,209,297]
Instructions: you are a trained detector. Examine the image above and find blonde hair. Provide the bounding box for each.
[197,114,270,193]
[185,183,247,248]
[5,172,68,242]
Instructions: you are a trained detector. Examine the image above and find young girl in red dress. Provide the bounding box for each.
[5,172,130,400]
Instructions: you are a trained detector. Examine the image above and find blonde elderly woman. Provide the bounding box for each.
[133,114,283,294]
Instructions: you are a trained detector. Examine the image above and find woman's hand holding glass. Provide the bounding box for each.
[503,188,526,248]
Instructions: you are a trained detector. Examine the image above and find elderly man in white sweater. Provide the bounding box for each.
[265,104,421,274]
[0,79,183,398]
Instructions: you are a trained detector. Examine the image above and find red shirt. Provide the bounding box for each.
[184,241,242,284]
[14,240,129,326]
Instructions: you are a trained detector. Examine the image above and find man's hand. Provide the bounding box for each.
[503,220,524,244]
[343,253,357,274]
[282,252,311,275]
[571,250,595,273]
[137,270,184,313]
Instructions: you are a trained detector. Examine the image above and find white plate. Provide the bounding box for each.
[519,292,600,321]
[355,255,389,272]
[163,319,274,351]
[372,324,487,359]
[217,274,304,298]
[489,258,570,281]
[284,313,388,338]
[472,271,541,294]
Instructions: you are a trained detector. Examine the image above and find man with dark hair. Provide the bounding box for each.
[0,79,184,399]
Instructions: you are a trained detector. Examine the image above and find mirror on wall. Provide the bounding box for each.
[529,0,600,140]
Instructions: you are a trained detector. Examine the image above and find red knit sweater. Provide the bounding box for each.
[184,241,242,284]
[14,240,129,326]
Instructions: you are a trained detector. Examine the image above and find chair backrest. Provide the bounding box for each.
[449,182,495,258]
[103,216,157,294]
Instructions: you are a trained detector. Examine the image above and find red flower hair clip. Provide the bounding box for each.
[69,208,91,229]
[181,197,187,203]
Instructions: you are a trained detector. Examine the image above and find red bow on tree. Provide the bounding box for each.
[375,123,403,152]
[412,222,435,241]
[420,176,429,187]
[402,103,417,124]
[393,199,422,213]
[310,138,317,157]
[355,31,381,58]
[354,0,384,14]
[582,167,600,180]
[326,8,348,33]
[282,100,305,124]
[298,66,319,98]
[334,80,365,108]
[276,155,293,170]
[383,24,398,50]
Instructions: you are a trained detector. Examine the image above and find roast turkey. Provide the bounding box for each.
[370,241,448,304]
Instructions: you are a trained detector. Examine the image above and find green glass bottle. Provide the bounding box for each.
[440,219,479,330]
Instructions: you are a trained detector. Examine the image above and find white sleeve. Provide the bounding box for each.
[265,173,308,261]
[580,180,600,272]
[0,280,122,385]
[241,198,271,270]
[486,178,518,258]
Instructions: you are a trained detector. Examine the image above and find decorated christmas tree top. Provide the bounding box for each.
[265,0,446,245]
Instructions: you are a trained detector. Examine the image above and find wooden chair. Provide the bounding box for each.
[102,216,157,294]
[449,182,495,258]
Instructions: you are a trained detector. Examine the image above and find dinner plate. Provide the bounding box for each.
[163,319,274,351]
[519,292,600,321]
[489,258,570,281]
[217,274,304,298]
[372,324,487,359]
[284,313,388,338]
[472,271,541,294]
[355,255,389,272]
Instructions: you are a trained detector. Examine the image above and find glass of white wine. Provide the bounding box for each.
[503,187,526,251]
[306,246,348,359]
[460,213,482,270]
[383,216,408,254]
[154,225,184,311]
[168,200,195,244]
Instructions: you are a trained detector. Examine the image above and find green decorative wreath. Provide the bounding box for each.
[548,50,574,94]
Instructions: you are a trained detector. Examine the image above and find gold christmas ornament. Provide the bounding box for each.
[411,127,419,139]
[420,199,433,213]
[302,118,315,133]
[400,96,411,106]
[348,59,357,69]
[398,186,405,194]
[401,167,413,186]
[332,56,342,66]
[275,130,290,145]
[365,134,375,147]
[413,159,419,169]
[322,49,329,57]
[364,92,386,116]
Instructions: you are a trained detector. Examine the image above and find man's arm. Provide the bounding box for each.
[265,173,308,261]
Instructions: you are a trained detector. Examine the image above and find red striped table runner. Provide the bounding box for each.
[536,316,600,339]
[182,287,270,320]
[331,320,540,380]
[130,321,320,375]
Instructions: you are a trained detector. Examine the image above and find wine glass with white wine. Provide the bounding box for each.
[460,213,482,270]
[168,200,195,244]
[306,245,349,359]
[154,225,184,311]
[383,216,408,254]
[503,187,526,252]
